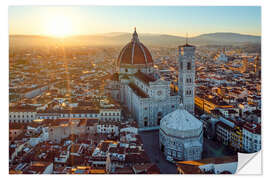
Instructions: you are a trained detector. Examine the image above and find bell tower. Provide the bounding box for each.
[178,35,196,114]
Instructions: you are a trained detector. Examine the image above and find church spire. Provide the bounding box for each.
[186,32,188,45]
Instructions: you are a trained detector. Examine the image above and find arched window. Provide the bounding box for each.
[125,68,128,73]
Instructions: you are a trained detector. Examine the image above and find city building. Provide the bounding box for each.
[9,106,37,123]
[176,155,237,174]
[254,55,261,77]
[159,105,203,161]
[215,121,232,146]
[214,50,228,62]
[99,99,121,122]
[242,122,261,153]
[195,94,233,114]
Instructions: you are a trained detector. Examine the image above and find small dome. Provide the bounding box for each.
[117,28,153,66]
[160,105,203,138]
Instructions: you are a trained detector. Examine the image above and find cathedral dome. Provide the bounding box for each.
[117,28,153,66]
[160,104,203,138]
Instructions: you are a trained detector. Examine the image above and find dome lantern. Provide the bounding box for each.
[132,27,139,43]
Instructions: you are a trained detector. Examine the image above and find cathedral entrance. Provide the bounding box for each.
[157,112,162,125]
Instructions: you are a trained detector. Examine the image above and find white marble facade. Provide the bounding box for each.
[107,30,196,130]
[159,106,203,161]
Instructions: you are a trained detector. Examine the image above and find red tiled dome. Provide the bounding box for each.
[117,29,153,66]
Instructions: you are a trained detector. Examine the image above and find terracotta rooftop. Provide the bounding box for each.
[132,163,160,174]
[176,155,237,174]
[243,122,261,134]
[134,71,156,85]
[128,82,149,98]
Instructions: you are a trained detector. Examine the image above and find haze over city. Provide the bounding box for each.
[9,6,261,37]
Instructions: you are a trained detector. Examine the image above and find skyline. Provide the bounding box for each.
[9,6,261,37]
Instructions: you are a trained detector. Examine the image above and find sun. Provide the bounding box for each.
[46,15,73,38]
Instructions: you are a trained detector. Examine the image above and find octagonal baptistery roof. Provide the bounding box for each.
[116,28,153,67]
[160,105,203,138]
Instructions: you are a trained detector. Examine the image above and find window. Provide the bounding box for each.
[125,68,128,73]
[186,78,192,83]
[144,121,148,127]
[180,62,183,70]
[187,62,191,70]
[186,90,192,95]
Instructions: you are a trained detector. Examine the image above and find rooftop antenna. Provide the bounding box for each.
[186,32,188,45]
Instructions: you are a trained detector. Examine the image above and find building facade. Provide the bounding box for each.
[9,108,37,123]
[107,29,196,129]
[242,123,261,153]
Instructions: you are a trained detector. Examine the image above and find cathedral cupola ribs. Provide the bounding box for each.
[117,28,153,66]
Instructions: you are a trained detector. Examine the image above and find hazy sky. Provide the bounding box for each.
[9,6,261,37]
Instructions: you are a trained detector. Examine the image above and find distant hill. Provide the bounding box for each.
[192,33,260,45]
[9,32,261,48]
